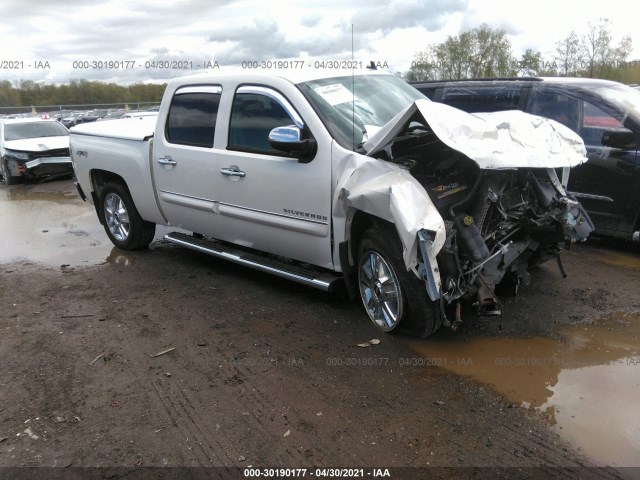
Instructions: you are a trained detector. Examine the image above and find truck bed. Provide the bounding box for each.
[71,116,157,141]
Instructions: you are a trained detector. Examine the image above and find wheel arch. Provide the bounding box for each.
[340,209,401,299]
[90,170,130,225]
[96,178,156,250]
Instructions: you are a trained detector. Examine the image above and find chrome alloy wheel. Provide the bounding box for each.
[104,192,130,242]
[358,250,404,331]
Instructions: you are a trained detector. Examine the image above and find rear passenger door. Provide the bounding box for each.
[152,85,225,236]
[528,86,638,236]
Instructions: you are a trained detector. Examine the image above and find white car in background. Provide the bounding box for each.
[0,118,72,185]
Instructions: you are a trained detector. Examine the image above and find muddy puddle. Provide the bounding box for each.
[0,181,169,267]
[0,182,111,266]
[407,311,640,468]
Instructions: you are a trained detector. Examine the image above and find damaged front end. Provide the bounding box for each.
[424,167,592,323]
[363,99,594,326]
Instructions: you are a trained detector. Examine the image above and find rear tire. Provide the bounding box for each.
[357,225,442,338]
[99,181,156,250]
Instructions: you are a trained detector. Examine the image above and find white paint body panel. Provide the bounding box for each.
[150,76,334,268]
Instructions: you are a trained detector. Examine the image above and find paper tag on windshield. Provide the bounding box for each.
[314,84,357,106]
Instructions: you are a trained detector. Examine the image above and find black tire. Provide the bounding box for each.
[357,225,442,338]
[1,159,20,185]
[99,181,156,250]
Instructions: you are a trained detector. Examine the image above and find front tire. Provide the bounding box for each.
[1,159,20,185]
[357,225,442,337]
[99,182,156,250]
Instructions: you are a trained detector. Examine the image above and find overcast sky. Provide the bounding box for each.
[1,0,637,85]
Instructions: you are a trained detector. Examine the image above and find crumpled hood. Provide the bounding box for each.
[4,136,69,152]
[363,99,587,169]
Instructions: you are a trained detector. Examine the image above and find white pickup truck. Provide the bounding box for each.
[70,69,593,337]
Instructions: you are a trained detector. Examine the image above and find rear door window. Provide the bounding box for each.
[165,86,222,148]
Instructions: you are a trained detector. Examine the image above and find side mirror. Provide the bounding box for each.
[268,125,316,163]
[601,128,635,149]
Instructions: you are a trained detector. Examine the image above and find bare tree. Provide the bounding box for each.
[554,31,582,76]
[580,18,633,78]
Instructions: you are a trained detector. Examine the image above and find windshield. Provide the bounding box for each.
[4,121,69,141]
[298,74,425,150]
[591,84,640,121]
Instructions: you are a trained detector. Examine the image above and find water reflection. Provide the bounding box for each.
[106,247,137,267]
[407,312,640,468]
[0,182,111,266]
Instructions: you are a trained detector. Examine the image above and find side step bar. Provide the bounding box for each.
[164,232,341,292]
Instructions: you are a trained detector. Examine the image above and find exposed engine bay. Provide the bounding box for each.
[373,117,594,322]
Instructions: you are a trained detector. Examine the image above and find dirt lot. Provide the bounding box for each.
[1,179,639,480]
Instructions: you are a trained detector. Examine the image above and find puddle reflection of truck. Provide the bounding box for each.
[69,70,593,336]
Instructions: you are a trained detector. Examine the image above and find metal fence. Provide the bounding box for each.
[0,102,161,116]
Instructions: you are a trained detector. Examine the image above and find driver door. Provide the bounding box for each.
[213,86,333,268]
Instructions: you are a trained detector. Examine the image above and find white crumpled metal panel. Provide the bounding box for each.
[364,99,587,169]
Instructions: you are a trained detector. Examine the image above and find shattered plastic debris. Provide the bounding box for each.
[357,339,381,348]
[152,347,175,357]
[89,353,104,365]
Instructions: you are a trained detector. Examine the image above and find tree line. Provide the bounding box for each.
[0,79,166,110]
[405,18,638,83]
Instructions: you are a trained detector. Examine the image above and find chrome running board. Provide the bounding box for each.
[164,232,341,292]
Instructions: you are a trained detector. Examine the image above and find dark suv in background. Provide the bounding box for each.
[413,78,640,242]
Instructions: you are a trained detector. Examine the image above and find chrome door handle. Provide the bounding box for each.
[220,167,246,177]
[157,156,177,166]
